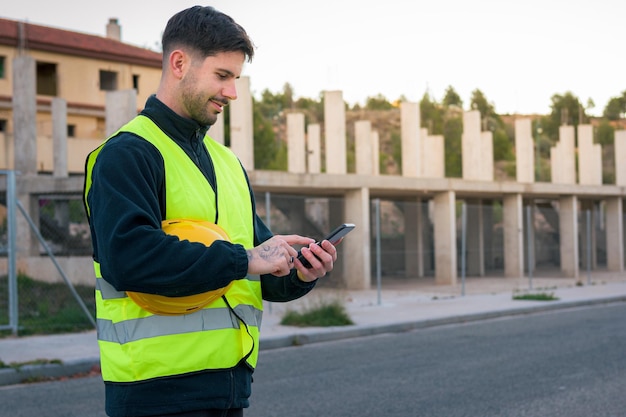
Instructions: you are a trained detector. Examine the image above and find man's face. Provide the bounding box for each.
[179,51,245,126]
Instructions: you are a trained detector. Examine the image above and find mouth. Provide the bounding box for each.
[210,98,228,113]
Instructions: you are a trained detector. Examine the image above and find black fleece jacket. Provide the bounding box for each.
[86,95,315,416]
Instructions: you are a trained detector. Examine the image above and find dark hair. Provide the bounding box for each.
[162,6,254,62]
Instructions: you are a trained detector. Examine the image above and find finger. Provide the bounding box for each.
[276,234,316,246]
[319,240,338,261]
[310,242,333,264]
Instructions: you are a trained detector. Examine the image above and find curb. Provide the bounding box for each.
[259,295,626,350]
[1,295,624,386]
[0,357,100,386]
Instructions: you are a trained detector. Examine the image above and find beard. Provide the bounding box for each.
[179,71,227,126]
[181,89,219,126]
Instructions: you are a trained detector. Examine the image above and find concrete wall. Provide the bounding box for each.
[577,124,602,185]
[551,126,576,184]
[400,101,421,177]
[324,91,347,174]
[615,130,626,186]
[515,118,534,183]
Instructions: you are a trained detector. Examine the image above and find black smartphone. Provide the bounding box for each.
[296,223,355,268]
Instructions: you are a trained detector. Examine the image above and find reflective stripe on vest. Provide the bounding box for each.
[85,116,262,383]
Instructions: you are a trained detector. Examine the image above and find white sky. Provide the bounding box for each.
[2,0,624,115]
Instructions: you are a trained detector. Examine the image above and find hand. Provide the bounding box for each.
[246,235,314,277]
[294,239,338,282]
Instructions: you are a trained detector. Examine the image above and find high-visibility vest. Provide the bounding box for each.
[84,115,262,383]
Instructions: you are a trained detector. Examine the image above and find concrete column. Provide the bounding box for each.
[515,118,534,183]
[400,101,420,177]
[210,113,225,145]
[615,131,626,186]
[482,202,495,270]
[371,130,380,176]
[462,110,481,180]
[12,55,37,176]
[404,199,424,278]
[355,120,372,175]
[434,191,457,285]
[417,199,426,277]
[424,134,445,178]
[51,98,68,178]
[230,76,254,169]
[287,113,306,173]
[550,144,560,183]
[579,200,597,270]
[105,89,137,136]
[12,55,38,257]
[307,124,321,174]
[466,200,485,276]
[523,201,537,272]
[424,200,435,274]
[52,97,68,178]
[343,188,371,289]
[557,126,576,184]
[323,91,346,174]
[503,194,524,278]
[481,131,494,181]
[559,195,579,278]
[578,125,602,185]
[605,197,624,272]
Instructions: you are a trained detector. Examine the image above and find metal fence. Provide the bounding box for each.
[0,171,95,336]
[0,174,616,337]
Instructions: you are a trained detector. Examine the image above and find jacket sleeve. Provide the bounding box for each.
[253,214,317,302]
[87,134,249,297]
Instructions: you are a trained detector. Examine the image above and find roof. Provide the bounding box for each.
[0,17,161,68]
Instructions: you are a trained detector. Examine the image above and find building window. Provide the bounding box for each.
[0,119,7,132]
[67,124,76,138]
[36,62,58,96]
[0,56,5,79]
[132,74,140,92]
[99,70,118,91]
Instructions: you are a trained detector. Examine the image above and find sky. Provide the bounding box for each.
[2,0,624,116]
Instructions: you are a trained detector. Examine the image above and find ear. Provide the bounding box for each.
[168,50,187,79]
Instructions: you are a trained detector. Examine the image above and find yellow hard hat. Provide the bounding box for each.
[127,219,234,316]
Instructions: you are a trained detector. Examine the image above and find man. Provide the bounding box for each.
[83,6,337,417]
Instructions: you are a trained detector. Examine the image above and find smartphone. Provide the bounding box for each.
[296,223,355,268]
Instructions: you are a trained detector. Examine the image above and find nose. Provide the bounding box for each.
[223,80,238,101]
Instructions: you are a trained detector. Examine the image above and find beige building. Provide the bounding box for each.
[0,17,161,172]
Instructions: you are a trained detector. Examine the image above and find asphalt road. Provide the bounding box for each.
[1,303,624,417]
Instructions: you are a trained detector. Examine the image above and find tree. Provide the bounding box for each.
[542,91,585,143]
[443,116,463,177]
[252,101,286,170]
[420,92,444,135]
[442,86,463,108]
[603,96,625,120]
[364,94,393,110]
[596,119,615,146]
[294,95,324,124]
[470,89,495,119]
[470,89,513,162]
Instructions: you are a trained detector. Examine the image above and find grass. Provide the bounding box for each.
[512,291,559,301]
[280,299,354,327]
[0,273,96,337]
